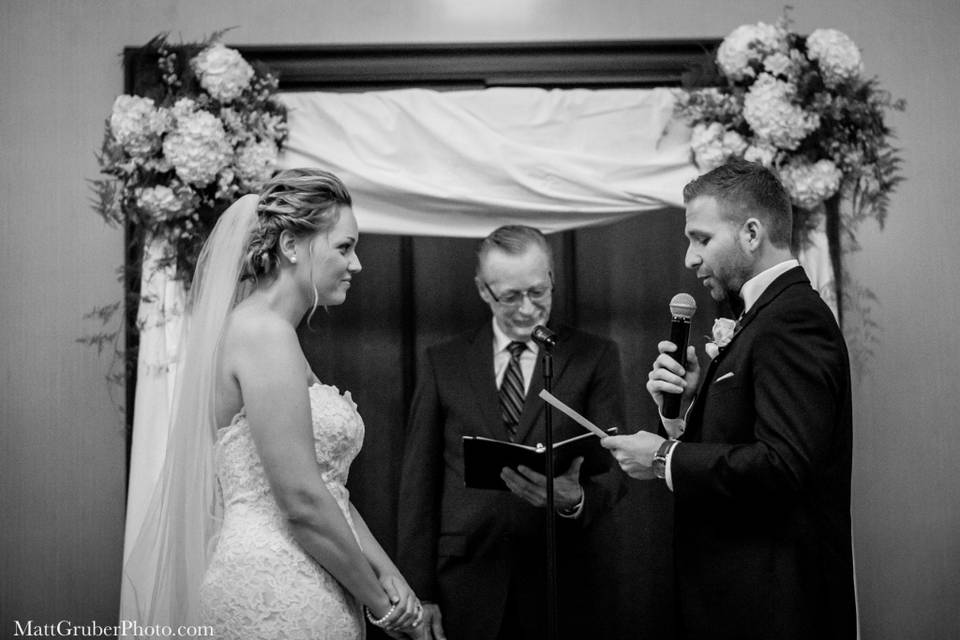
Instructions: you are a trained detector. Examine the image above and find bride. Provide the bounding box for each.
[120,168,422,639]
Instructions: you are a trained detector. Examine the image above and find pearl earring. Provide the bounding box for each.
[290,255,297,263]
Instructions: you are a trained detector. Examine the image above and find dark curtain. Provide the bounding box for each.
[299,207,722,638]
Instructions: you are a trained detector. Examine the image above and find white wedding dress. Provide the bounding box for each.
[198,383,366,639]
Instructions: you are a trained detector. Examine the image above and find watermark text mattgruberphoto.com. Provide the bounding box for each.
[12,619,214,637]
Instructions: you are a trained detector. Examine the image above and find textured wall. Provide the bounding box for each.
[1,0,957,636]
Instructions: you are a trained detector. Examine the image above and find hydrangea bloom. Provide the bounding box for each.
[191,43,255,103]
[743,74,820,150]
[690,123,748,172]
[779,158,843,209]
[744,143,779,167]
[162,107,231,187]
[109,96,169,157]
[806,29,864,88]
[236,140,279,191]
[716,21,788,81]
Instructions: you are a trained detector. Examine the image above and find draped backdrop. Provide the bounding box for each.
[122,88,838,618]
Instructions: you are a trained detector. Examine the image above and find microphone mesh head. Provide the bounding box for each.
[669,293,697,320]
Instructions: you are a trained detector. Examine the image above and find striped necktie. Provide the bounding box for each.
[499,341,527,441]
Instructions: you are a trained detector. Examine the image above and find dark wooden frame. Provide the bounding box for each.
[235,40,718,90]
[121,38,719,457]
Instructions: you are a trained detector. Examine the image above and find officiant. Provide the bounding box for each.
[396,224,627,640]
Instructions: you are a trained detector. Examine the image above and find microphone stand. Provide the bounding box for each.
[540,343,558,640]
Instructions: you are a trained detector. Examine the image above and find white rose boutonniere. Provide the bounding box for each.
[705,317,738,360]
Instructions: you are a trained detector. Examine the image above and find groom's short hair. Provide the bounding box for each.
[683,160,794,249]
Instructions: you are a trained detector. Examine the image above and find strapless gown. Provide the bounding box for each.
[199,383,366,639]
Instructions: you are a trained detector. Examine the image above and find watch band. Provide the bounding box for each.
[653,439,678,479]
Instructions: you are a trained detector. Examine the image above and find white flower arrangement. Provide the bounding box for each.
[92,31,288,283]
[84,31,289,410]
[674,13,904,246]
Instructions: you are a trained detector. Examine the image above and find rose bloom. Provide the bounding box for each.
[191,43,255,103]
[136,184,188,221]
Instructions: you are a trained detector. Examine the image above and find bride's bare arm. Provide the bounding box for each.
[228,315,404,621]
[349,504,421,630]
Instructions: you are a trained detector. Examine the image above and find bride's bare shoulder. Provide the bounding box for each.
[223,303,297,351]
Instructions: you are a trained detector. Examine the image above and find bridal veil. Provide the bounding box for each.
[119,194,259,627]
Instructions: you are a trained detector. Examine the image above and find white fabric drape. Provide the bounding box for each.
[120,88,838,614]
[278,88,699,236]
[276,87,835,315]
[121,239,184,565]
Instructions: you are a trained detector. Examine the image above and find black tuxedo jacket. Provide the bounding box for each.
[397,322,625,640]
[671,266,857,639]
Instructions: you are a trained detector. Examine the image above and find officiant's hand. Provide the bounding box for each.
[501,456,584,510]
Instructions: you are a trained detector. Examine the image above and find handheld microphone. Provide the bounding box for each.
[662,293,697,419]
[531,325,559,349]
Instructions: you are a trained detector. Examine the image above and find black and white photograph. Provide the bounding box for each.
[1,1,956,638]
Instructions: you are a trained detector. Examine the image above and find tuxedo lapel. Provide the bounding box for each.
[464,324,503,439]
[684,266,811,439]
[738,266,809,334]
[684,354,719,440]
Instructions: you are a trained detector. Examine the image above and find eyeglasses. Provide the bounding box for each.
[482,273,554,307]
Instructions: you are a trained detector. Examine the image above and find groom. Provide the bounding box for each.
[397,225,625,640]
[603,160,857,639]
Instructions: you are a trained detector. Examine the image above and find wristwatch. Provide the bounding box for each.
[652,439,678,480]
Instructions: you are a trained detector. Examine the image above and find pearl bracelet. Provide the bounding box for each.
[365,602,397,627]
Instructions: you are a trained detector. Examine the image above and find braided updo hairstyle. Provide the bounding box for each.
[242,167,353,282]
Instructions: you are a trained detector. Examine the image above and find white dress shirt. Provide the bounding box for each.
[492,319,539,393]
[663,259,800,490]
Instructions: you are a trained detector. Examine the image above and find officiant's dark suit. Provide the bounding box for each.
[397,226,625,640]
[604,161,857,640]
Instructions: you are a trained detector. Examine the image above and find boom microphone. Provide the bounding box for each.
[662,293,697,419]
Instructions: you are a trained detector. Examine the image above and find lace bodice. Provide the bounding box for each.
[216,383,364,514]
[199,383,366,639]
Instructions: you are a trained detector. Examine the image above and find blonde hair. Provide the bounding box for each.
[241,168,352,281]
